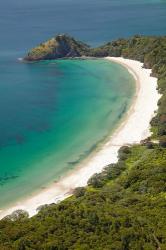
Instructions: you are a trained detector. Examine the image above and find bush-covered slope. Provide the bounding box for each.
[24,34,90,61]
[0,145,165,250]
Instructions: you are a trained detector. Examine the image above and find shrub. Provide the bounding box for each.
[74,187,86,198]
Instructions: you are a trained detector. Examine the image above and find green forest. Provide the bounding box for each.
[0,36,166,250]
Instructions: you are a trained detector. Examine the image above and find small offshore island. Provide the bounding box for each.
[0,34,166,249]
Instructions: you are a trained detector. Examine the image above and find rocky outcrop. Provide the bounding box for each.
[24,34,90,61]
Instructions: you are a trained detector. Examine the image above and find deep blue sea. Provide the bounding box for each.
[0,0,166,210]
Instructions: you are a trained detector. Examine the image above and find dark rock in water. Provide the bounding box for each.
[24,34,90,61]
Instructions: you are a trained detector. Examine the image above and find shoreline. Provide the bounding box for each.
[0,57,160,220]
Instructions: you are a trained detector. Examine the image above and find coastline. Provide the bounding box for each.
[0,57,160,220]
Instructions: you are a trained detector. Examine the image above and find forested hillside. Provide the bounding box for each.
[0,35,166,250]
[0,144,165,250]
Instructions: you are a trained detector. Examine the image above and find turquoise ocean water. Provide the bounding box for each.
[0,59,135,208]
[0,0,166,209]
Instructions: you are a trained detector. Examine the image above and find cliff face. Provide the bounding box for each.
[24,34,90,61]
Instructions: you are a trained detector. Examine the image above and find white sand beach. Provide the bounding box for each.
[0,57,160,219]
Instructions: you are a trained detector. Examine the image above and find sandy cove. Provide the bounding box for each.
[0,57,160,219]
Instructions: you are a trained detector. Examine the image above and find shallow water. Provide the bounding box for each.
[0,59,135,208]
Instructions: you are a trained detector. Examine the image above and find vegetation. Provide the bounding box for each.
[24,34,90,61]
[0,35,164,249]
